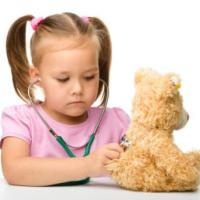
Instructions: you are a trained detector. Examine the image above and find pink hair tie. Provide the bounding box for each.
[31,17,44,31]
[81,16,89,23]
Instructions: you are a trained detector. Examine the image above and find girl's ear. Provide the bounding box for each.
[29,66,41,85]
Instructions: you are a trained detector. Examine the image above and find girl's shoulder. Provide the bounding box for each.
[1,104,34,146]
[1,104,37,128]
[2,104,33,118]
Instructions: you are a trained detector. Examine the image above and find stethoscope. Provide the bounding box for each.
[28,79,109,186]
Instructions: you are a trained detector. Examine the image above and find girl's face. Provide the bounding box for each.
[32,37,99,124]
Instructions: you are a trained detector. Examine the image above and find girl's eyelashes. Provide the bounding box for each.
[56,77,70,82]
[56,75,96,82]
[84,75,95,80]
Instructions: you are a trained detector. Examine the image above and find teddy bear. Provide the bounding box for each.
[106,68,200,192]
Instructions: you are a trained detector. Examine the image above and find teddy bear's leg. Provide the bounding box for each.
[152,141,199,184]
[185,151,200,170]
[163,180,198,191]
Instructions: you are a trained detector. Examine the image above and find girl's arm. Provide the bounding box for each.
[1,137,90,186]
[1,137,123,186]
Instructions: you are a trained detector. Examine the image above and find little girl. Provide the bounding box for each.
[0,12,130,186]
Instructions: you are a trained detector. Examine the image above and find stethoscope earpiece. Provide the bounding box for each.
[36,77,41,82]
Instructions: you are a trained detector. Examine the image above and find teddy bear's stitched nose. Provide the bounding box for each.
[187,113,189,121]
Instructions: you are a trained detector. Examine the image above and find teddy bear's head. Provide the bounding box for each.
[132,68,189,131]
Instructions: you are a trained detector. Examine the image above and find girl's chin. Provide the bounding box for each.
[68,111,87,118]
[65,107,88,117]
[65,111,88,124]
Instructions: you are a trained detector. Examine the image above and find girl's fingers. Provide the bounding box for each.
[107,143,124,153]
[103,157,111,165]
[105,149,120,160]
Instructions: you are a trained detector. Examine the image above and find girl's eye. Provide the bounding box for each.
[85,75,95,81]
[57,77,69,82]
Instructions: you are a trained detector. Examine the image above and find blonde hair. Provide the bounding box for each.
[6,12,112,106]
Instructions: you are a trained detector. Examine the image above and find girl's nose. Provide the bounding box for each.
[71,80,83,95]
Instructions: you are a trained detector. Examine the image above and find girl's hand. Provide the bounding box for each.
[85,143,124,177]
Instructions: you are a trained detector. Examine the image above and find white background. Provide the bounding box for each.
[0,0,200,179]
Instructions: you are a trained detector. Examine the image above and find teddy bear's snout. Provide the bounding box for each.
[175,109,189,130]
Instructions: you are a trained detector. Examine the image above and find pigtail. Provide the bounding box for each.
[89,17,112,107]
[6,15,34,103]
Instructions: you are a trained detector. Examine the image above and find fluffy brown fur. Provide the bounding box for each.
[107,68,200,192]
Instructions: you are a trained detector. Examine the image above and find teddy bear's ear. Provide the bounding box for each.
[135,68,160,85]
[170,75,181,90]
[166,73,181,90]
[135,69,144,84]
[160,73,181,99]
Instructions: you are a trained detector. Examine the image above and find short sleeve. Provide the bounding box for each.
[112,107,130,139]
[0,106,31,147]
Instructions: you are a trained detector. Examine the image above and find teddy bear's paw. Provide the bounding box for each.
[105,159,121,174]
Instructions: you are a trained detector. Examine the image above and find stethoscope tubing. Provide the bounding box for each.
[27,79,109,149]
